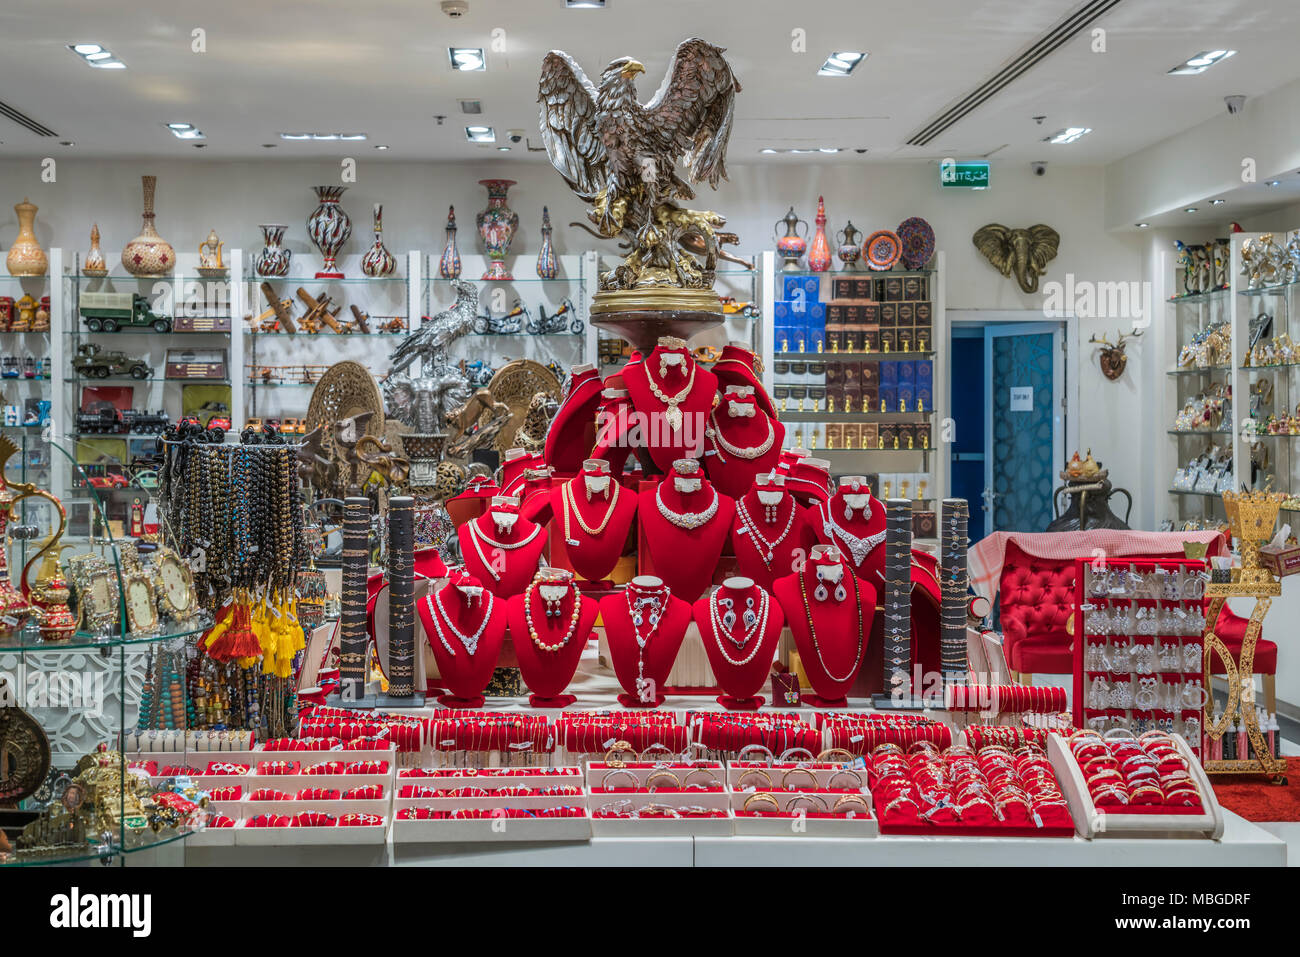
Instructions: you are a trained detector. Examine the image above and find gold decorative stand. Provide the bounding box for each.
[1201,491,1288,784]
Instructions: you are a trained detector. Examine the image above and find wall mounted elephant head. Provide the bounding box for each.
[972,223,1061,294]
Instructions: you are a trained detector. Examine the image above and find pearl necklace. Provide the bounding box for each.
[644,358,695,433]
[819,502,885,567]
[561,479,621,546]
[626,584,670,703]
[426,589,495,657]
[656,483,719,530]
[735,496,796,568]
[707,586,769,666]
[707,409,774,461]
[523,582,583,652]
[798,569,862,683]
[466,519,541,581]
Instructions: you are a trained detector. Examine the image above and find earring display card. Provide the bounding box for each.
[1072,560,1208,757]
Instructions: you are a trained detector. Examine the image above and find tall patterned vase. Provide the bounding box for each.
[807,196,832,273]
[773,206,808,272]
[83,224,108,278]
[476,179,518,280]
[438,205,462,279]
[255,224,292,277]
[536,205,558,279]
[306,186,352,279]
[360,203,397,278]
[6,198,47,277]
[121,176,175,278]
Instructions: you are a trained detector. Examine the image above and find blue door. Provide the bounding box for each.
[949,330,987,541]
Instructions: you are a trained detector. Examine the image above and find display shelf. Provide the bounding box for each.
[775,351,935,362]
[1167,288,1229,305]
[780,410,933,422]
[1166,366,1228,376]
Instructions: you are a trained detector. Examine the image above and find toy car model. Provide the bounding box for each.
[280,417,305,435]
[720,297,759,318]
[197,400,232,431]
[87,472,130,489]
[79,291,173,333]
[72,343,150,380]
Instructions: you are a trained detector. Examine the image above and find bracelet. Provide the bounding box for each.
[736,744,775,765]
[736,769,773,791]
[604,741,635,767]
[828,768,864,790]
[646,770,682,792]
[640,743,676,764]
[599,768,639,790]
[832,794,870,816]
[780,767,819,790]
[788,793,828,813]
[818,748,855,763]
[683,768,718,790]
[779,747,816,763]
[743,792,781,814]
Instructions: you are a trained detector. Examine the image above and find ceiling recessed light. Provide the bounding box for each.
[1135,223,1150,228]
[449,47,486,71]
[59,141,74,147]
[819,147,841,153]
[165,122,204,140]
[1211,198,1226,205]
[565,0,605,7]
[1167,49,1235,75]
[278,132,367,142]
[466,125,496,143]
[818,51,866,77]
[459,99,483,114]
[1045,127,1092,144]
[1185,207,1198,213]
[1267,180,1281,187]
[67,43,125,69]
[279,132,311,140]
[497,146,511,151]
[374,144,390,151]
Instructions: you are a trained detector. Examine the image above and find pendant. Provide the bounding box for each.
[665,403,683,433]
[814,571,829,603]
[636,676,655,703]
[834,582,847,602]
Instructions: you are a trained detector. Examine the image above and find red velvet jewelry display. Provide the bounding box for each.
[621,344,718,472]
[638,476,735,601]
[729,486,817,590]
[773,558,877,706]
[591,387,644,479]
[419,577,507,707]
[811,491,886,583]
[711,343,777,417]
[457,507,548,599]
[703,389,785,498]
[544,365,603,473]
[499,451,542,498]
[506,583,597,708]
[692,581,785,709]
[550,471,638,582]
[599,583,692,707]
[519,470,556,526]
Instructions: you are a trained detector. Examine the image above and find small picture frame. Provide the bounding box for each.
[67,554,120,634]
[123,572,159,634]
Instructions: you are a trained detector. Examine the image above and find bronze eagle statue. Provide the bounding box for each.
[538,38,742,292]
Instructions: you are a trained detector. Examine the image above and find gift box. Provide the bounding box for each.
[842,423,861,450]
[862,423,879,450]
[912,510,937,538]
[1260,544,1300,578]
[903,275,929,301]
[878,302,897,328]
[879,423,898,450]
[876,276,905,302]
[831,276,873,300]
[783,275,821,303]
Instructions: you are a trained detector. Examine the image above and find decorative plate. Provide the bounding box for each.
[863,230,902,271]
[897,217,936,270]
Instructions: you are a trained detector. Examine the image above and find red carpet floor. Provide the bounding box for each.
[1209,756,1300,822]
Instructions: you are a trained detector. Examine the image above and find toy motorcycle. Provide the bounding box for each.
[472,300,529,335]
[526,298,583,335]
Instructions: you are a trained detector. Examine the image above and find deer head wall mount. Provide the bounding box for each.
[1089,327,1143,380]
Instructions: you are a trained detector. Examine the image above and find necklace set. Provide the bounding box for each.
[655,482,719,530]
[735,493,796,567]
[644,355,695,434]
[820,501,885,567]
[626,583,670,703]
[706,403,774,462]
[706,586,770,667]
[561,479,621,547]
[523,580,583,652]
[797,565,863,684]
[466,516,541,582]
[426,588,495,657]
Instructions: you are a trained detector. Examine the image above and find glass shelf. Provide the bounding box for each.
[1167,488,1224,497]
[779,268,935,278]
[775,351,936,362]
[427,275,575,284]
[250,274,407,285]
[0,621,209,654]
[67,328,231,336]
[1239,280,1300,297]
[1167,430,1231,436]
[245,330,406,338]
[1241,363,1300,371]
[819,446,931,454]
[457,332,584,340]
[780,410,934,421]
[1166,367,1229,377]
[1167,289,1229,304]
[63,377,227,384]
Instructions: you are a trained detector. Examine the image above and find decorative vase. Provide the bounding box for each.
[773,206,808,272]
[196,228,227,277]
[536,205,558,279]
[121,175,175,277]
[807,196,832,273]
[438,205,461,279]
[255,224,292,277]
[306,185,352,279]
[476,179,518,280]
[83,223,108,277]
[360,203,396,278]
[6,198,48,277]
[836,220,863,270]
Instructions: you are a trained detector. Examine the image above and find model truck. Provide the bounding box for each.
[79,291,173,333]
[72,342,151,379]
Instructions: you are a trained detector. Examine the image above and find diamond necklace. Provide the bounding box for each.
[656,482,719,530]
[426,589,495,657]
[626,583,670,703]
[820,502,885,567]
[707,409,774,461]
[562,479,621,546]
[644,359,695,433]
[707,586,769,666]
[735,496,796,568]
[798,568,862,683]
[466,518,542,581]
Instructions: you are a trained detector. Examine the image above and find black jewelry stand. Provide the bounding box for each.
[375,495,425,707]
[873,498,925,710]
[333,496,374,708]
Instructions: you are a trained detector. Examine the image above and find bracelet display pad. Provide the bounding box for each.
[339,496,371,690]
[939,498,970,682]
[883,498,913,694]
[387,495,416,697]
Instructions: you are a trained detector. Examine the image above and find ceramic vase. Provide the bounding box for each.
[438,205,462,279]
[836,220,863,270]
[773,206,808,272]
[306,185,352,279]
[83,224,108,277]
[255,224,292,277]
[807,196,832,273]
[536,205,557,279]
[476,179,518,280]
[121,175,175,277]
[361,203,397,278]
[6,198,48,277]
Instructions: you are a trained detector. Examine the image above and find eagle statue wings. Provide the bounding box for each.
[538,38,741,293]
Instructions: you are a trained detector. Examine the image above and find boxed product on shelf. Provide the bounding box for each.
[164,348,228,379]
[1047,730,1224,839]
[782,275,821,303]
[831,276,873,300]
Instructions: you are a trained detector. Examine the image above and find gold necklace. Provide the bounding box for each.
[645,360,695,433]
[562,480,621,546]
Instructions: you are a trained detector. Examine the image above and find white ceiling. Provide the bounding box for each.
[1,0,1299,169]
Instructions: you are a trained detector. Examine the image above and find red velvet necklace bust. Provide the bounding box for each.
[621,337,717,472]
[711,342,776,418]
[704,386,785,498]
[773,546,877,706]
[599,576,691,707]
[812,478,886,582]
[730,477,816,590]
[692,577,785,709]
[499,449,541,498]
[506,568,597,708]
[550,461,638,582]
[457,499,548,599]
[544,364,602,473]
[519,467,557,526]
[638,460,735,602]
[419,569,507,707]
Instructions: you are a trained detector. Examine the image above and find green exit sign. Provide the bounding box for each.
[940,161,990,189]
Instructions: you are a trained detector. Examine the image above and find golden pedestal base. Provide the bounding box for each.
[590,286,722,355]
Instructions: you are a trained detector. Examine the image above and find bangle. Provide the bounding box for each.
[828,768,864,790]
[788,793,828,813]
[832,794,870,816]
[599,768,639,790]
[634,803,679,819]
[640,743,675,764]
[604,741,635,767]
[779,747,816,763]
[646,770,682,792]
[736,769,773,791]
[818,748,855,763]
[683,768,718,790]
[743,792,781,814]
[736,744,774,765]
[781,767,819,790]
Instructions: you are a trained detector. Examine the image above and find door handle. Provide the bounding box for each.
[980,486,997,513]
